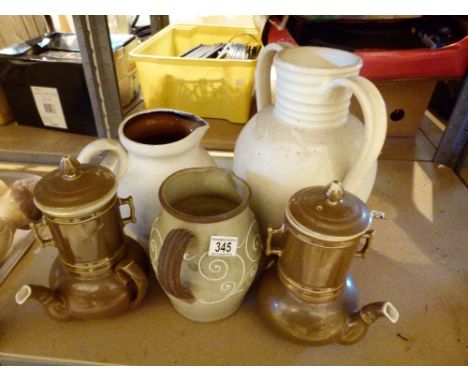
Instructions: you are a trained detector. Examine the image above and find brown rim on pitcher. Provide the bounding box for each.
[121,109,206,146]
[116,108,211,159]
[158,167,251,224]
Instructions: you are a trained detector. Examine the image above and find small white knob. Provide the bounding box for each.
[383,302,399,324]
[15,285,32,305]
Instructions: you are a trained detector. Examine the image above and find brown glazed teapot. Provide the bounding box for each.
[15,156,149,321]
[257,181,399,345]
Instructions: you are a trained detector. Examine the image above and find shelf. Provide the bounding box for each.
[0,160,467,365]
[0,113,442,166]
[0,117,243,165]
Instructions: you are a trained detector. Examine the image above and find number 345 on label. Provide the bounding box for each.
[208,236,238,257]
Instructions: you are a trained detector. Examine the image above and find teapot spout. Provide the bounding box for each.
[339,301,399,344]
[15,284,71,322]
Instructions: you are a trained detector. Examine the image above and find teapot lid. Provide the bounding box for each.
[34,156,117,217]
[286,181,371,240]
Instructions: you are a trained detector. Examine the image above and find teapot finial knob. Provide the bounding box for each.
[325,180,344,203]
[59,156,81,179]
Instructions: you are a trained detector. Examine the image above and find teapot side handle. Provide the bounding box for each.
[77,139,129,181]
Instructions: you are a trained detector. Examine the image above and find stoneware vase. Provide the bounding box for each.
[150,167,262,323]
[78,109,216,245]
[233,43,387,235]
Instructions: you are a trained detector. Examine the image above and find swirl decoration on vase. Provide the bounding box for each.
[199,255,230,282]
[151,218,260,305]
[196,250,246,304]
[149,217,163,264]
[244,220,262,263]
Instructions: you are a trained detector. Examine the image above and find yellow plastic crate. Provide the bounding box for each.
[129,24,261,124]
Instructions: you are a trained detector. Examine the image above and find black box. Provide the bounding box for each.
[0,33,135,136]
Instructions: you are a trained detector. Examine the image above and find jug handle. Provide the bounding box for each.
[157,228,195,302]
[320,76,387,195]
[77,138,129,182]
[115,257,148,309]
[255,42,294,112]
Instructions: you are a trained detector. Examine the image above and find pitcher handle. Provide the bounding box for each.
[157,228,195,302]
[77,139,129,182]
[255,42,294,112]
[320,76,387,195]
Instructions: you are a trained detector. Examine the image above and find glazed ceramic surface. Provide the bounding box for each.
[17,236,148,321]
[15,157,149,321]
[150,167,261,323]
[257,182,399,345]
[233,44,387,235]
[78,109,216,245]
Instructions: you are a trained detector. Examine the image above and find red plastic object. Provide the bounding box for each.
[266,19,468,81]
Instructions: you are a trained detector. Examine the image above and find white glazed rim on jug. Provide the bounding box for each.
[118,108,209,158]
[275,46,363,76]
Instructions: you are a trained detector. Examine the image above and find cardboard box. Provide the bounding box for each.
[114,36,140,107]
[350,79,437,137]
[0,16,50,48]
[0,16,50,126]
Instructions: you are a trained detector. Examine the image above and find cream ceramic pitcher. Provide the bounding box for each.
[78,109,216,245]
[233,43,387,235]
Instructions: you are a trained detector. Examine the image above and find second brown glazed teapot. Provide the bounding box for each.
[257,181,399,345]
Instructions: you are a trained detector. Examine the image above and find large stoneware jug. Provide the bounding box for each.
[233,44,387,235]
[78,109,216,245]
